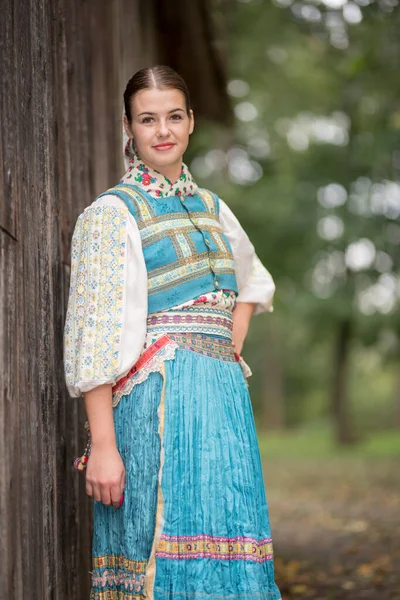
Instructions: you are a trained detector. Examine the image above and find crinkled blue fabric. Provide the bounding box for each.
[91,346,281,600]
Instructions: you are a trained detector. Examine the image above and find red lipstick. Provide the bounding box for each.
[153,143,175,151]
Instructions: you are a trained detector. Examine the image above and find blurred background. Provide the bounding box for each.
[0,0,399,598]
[186,2,400,598]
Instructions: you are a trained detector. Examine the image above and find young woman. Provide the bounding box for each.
[64,65,281,600]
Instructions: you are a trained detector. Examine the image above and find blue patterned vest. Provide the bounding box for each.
[97,184,239,313]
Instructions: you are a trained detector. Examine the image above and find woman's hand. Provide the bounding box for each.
[232,302,256,355]
[85,442,126,510]
[83,383,124,509]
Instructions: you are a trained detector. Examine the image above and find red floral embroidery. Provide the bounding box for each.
[193,295,208,304]
[141,174,152,186]
[121,144,198,198]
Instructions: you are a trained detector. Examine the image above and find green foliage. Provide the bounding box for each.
[189,1,400,432]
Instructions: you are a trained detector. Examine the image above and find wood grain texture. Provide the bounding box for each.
[0,0,230,597]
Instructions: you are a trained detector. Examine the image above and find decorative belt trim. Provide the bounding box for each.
[168,332,236,362]
[90,593,142,600]
[146,308,233,339]
[91,554,146,596]
[92,554,147,572]
[155,533,274,563]
[89,532,274,597]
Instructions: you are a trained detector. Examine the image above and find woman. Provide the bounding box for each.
[64,65,281,600]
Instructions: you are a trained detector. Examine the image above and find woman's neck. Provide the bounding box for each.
[146,159,183,185]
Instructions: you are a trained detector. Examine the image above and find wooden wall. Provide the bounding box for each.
[0,1,155,598]
[0,0,230,597]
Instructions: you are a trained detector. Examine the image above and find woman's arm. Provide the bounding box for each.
[84,384,126,510]
[63,198,147,508]
[63,198,148,397]
[232,301,255,355]
[217,197,276,354]
[218,199,276,317]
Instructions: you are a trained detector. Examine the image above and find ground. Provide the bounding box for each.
[259,430,400,600]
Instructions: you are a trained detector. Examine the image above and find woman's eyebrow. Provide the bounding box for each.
[137,108,185,117]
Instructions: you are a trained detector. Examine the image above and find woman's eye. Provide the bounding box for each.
[141,114,182,124]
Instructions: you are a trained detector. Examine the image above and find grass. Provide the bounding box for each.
[256,425,400,460]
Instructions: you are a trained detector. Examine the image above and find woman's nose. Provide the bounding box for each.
[157,120,170,137]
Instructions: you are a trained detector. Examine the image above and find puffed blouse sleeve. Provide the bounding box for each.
[219,198,276,316]
[63,195,148,398]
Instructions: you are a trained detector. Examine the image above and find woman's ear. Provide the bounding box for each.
[123,114,133,138]
[189,109,195,135]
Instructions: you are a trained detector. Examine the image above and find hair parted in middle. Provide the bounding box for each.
[123,65,192,124]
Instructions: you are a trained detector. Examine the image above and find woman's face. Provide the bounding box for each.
[124,87,194,178]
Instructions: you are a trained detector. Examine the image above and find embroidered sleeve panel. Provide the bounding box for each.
[63,204,129,396]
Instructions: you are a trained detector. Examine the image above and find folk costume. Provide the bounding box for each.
[63,126,281,600]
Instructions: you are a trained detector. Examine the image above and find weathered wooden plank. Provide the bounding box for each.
[0,0,18,238]
[11,0,41,594]
[0,229,22,600]
[51,0,94,595]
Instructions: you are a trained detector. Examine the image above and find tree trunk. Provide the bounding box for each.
[331,318,354,445]
[154,0,233,126]
[261,323,284,430]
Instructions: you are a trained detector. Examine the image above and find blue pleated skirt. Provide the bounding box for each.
[90,343,281,600]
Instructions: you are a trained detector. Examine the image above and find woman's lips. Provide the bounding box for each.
[153,143,175,151]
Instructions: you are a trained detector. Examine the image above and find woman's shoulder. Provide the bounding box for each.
[70,195,130,244]
[196,185,219,198]
[75,192,129,222]
[91,193,129,211]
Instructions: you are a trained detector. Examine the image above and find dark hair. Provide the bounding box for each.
[123,65,191,124]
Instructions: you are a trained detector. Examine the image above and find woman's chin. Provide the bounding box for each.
[149,149,182,166]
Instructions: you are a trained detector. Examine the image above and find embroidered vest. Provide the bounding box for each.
[97,184,239,313]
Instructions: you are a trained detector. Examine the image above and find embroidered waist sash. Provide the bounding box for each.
[146,305,233,340]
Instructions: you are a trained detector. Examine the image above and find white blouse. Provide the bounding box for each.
[63,193,276,398]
